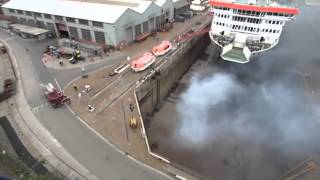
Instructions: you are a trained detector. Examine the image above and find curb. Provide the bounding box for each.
[1,39,99,180]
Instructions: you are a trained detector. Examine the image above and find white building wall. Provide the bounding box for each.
[114,1,174,45]
[161,0,175,20]
[2,0,175,46]
[103,23,117,45]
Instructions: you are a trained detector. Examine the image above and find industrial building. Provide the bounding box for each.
[0,0,187,47]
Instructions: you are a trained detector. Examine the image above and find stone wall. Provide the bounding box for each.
[136,33,212,123]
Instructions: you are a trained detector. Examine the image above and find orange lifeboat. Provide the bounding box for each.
[152,40,173,56]
[130,52,156,72]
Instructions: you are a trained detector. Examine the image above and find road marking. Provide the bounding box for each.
[114,64,130,74]
[52,137,62,147]
[54,78,62,92]
[31,103,50,113]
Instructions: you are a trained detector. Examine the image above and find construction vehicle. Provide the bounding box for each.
[69,50,85,64]
[43,83,70,108]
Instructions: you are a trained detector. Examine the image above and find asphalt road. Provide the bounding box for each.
[0,31,168,180]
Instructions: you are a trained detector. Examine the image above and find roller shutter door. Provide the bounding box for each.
[46,22,55,32]
[81,29,92,41]
[69,26,79,39]
[125,26,133,43]
[94,31,105,44]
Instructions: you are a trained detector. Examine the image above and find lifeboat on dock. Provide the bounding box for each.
[152,40,173,56]
[130,52,156,72]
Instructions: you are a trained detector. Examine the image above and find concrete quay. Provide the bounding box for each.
[64,12,213,180]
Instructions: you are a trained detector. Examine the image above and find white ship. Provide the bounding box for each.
[208,0,299,63]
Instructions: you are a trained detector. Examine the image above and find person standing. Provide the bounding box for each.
[73,83,78,92]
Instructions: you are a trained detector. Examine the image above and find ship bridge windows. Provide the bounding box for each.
[215,13,230,18]
[232,16,262,24]
[233,9,264,17]
[232,16,246,22]
[262,28,281,34]
[266,20,283,25]
[214,21,226,27]
[247,18,262,24]
[213,6,230,11]
[266,12,294,17]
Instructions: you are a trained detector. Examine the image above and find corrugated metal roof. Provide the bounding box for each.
[2,0,171,24]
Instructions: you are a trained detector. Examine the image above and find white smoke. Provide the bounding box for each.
[177,73,243,144]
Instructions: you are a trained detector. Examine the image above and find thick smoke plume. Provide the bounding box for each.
[177,73,243,144]
[175,66,320,179]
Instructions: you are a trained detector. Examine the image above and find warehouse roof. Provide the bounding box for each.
[173,0,190,9]
[2,0,171,24]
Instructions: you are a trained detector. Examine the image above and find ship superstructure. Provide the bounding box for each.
[208,0,299,63]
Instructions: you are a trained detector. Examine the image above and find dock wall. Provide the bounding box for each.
[136,33,211,124]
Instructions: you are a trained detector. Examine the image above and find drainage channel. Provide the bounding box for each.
[0,116,51,177]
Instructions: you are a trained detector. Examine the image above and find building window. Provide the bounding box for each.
[155,16,161,29]
[37,21,46,28]
[9,9,15,13]
[27,19,35,26]
[135,24,141,37]
[165,11,170,18]
[69,26,79,39]
[66,17,76,23]
[44,14,51,19]
[94,31,105,44]
[79,19,89,25]
[55,15,63,21]
[25,11,32,16]
[149,17,154,31]
[46,22,55,31]
[20,17,26,23]
[92,21,103,27]
[81,29,92,41]
[17,10,23,15]
[143,21,148,32]
[34,12,42,18]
